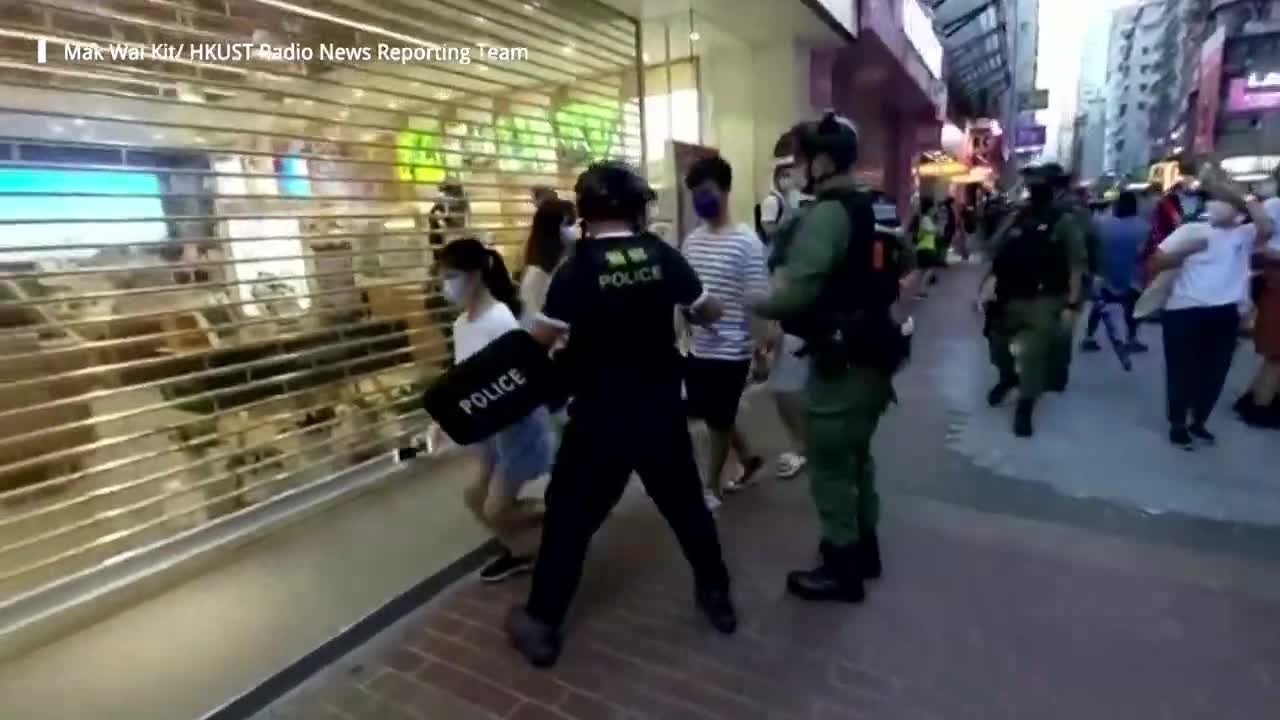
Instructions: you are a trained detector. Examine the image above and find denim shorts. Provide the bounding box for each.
[481,406,555,498]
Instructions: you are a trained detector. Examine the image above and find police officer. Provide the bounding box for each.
[505,161,736,667]
[1048,173,1103,392]
[981,163,1088,437]
[751,112,909,603]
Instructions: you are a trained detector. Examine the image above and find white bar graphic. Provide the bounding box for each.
[37,38,46,64]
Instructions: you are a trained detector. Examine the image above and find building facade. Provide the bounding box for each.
[1104,0,1179,177]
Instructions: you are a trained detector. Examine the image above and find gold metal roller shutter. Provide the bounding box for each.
[0,0,642,603]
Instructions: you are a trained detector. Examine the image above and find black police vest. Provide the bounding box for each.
[993,208,1069,301]
[781,190,907,375]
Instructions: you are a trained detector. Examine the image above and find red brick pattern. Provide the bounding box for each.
[258,486,1280,720]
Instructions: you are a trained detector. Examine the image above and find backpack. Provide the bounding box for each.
[754,189,785,245]
[993,208,1070,301]
[783,190,908,376]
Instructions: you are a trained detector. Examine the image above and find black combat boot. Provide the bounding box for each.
[505,606,562,668]
[695,586,738,635]
[1013,397,1036,438]
[858,529,882,580]
[787,542,865,603]
[987,375,1018,406]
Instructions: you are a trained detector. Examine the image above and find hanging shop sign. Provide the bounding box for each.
[917,157,969,178]
[1012,125,1047,152]
[1227,77,1280,113]
[1018,89,1050,112]
[1246,71,1280,91]
[1193,27,1226,155]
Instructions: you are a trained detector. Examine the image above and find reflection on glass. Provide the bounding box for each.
[0,169,167,261]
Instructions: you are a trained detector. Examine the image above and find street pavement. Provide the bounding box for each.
[254,264,1280,720]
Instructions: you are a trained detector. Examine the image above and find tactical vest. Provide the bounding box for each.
[781,190,908,376]
[993,208,1070,301]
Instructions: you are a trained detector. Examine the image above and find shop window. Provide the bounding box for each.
[0,0,643,603]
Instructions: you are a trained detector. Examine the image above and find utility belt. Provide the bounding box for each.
[792,309,907,378]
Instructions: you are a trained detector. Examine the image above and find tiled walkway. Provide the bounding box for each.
[254,265,1280,720]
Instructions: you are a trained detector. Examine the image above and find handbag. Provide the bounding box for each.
[422,330,556,446]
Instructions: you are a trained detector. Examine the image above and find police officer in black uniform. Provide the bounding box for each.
[505,161,737,668]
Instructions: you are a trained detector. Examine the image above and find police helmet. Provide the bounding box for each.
[1021,162,1070,188]
[789,110,859,171]
[573,160,656,225]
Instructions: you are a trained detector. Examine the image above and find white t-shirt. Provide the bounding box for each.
[1160,223,1255,310]
[453,301,520,362]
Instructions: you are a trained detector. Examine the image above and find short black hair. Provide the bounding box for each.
[1114,191,1139,218]
[685,155,732,192]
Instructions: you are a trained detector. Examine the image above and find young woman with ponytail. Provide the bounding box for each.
[436,238,554,582]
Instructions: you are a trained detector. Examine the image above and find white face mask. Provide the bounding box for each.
[560,225,577,243]
[441,275,468,305]
[1205,199,1240,227]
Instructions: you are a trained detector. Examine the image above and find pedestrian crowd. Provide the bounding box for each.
[418,109,1280,671]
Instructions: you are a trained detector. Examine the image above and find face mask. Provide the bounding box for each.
[1028,184,1054,208]
[1205,199,1240,226]
[691,190,722,220]
[560,225,577,244]
[441,274,468,305]
[1260,180,1279,199]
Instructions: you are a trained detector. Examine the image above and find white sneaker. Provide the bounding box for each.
[703,489,722,513]
[777,453,807,479]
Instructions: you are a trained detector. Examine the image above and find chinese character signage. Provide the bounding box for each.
[1193,27,1226,155]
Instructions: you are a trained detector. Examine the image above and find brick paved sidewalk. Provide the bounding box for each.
[257,482,1280,720]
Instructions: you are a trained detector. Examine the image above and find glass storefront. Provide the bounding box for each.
[0,0,640,604]
[639,11,767,236]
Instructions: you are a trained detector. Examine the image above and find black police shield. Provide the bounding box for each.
[422,330,554,446]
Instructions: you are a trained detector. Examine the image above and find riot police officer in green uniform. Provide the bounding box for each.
[751,112,910,603]
[981,163,1088,437]
[1047,173,1102,393]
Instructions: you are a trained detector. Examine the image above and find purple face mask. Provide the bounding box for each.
[692,190,722,220]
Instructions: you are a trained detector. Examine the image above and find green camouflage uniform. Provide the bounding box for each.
[755,175,897,546]
[987,204,1089,400]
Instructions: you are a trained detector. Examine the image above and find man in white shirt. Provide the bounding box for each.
[682,156,770,503]
[1152,171,1272,448]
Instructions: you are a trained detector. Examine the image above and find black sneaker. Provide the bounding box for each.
[1127,339,1149,353]
[695,587,738,635]
[1080,338,1102,352]
[1188,424,1217,446]
[505,606,561,668]
[479,550,533,583]
[1169,426,1194,451]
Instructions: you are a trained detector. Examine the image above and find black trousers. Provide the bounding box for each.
[525,403,730,629]
[1161,304,1239,428]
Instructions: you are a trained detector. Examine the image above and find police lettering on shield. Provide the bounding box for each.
[458,367,527,416]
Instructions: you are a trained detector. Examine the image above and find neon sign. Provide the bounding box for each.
[395,101,623,183]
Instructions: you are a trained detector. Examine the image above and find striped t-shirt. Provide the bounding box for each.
[682,222,769,361]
